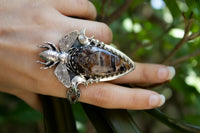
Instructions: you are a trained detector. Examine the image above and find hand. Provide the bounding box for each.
[0,0,175,111]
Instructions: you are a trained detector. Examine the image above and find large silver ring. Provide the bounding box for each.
[37,29,135,103]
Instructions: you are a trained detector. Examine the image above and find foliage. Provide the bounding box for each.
[0,93,43,133]
[0,0,200,133]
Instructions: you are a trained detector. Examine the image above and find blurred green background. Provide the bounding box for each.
[0,0,200,132]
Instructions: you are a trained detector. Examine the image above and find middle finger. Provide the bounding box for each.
[49,0,97,20]
[112,63,175,84]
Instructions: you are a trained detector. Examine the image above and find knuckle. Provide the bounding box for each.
[90,87,109,107]
[127,92,146,109]
[125,93,138,109]
[141,67,151,81]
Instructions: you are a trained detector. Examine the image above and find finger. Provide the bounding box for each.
[49,0,97,20]
[57,17,113,44]
[0,59,165,110]
[79,83,165,110]
[33,75,165,110]
[112,63,175,84]
[0,86,42,111]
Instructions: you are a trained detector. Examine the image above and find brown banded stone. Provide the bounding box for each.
[72,46,131,77]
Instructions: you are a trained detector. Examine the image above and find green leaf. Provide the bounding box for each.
[82,103,141,133]
[164,0,182,23]
[185,0,200,21]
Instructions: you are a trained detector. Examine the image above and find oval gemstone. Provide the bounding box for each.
[73,46,131,77]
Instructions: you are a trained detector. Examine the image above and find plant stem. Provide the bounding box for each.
[144,109,200,133]
[170,50,200,65]
[40,95,77,133]
[162,18,194,64]
[82,103,141,133]
[105,0,133,24]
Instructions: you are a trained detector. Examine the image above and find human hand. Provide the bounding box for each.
[0,0,175,111]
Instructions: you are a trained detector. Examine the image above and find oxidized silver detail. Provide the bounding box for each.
[37,29,136,103]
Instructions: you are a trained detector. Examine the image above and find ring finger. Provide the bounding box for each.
[0,63,165,110]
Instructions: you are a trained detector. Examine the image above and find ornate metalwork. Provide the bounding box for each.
[37,29,136,103]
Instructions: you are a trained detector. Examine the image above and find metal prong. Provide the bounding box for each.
[43,42,55,45]
[78,28,90,45]
[36,60,50,65]
[84,82,88,88]
[38,61,58,69]
[89,35,95,40]
[80,28,86,35]
[80,28,94,40]
[38,44,51,49]
[95,78,99,83]
[40,65,54,69]
[40,66,48,69]
[43,42,59,52]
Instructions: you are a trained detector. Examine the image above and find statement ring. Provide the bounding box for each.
[37,29,135,103]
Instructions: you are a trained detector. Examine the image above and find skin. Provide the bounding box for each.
[0,0,173,112]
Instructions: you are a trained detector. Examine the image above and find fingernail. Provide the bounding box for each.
[149,94,165,107]
[158,66,175,80]
[158,94,165,107]
[167,66,176,80]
